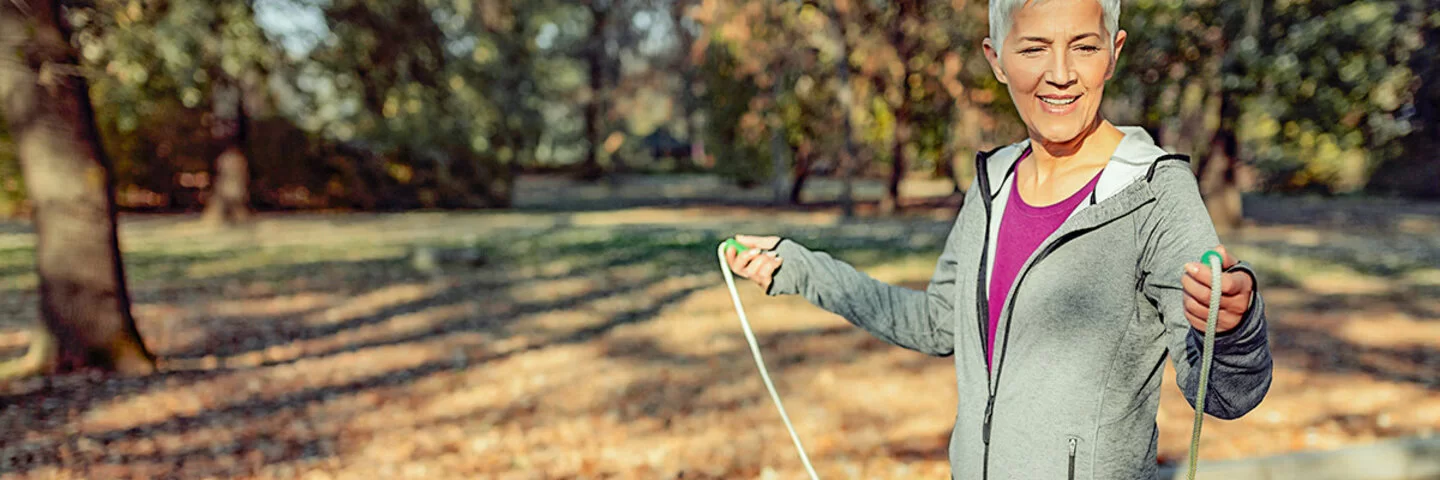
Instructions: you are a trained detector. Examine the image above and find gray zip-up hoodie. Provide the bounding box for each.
[766,127,1272,479]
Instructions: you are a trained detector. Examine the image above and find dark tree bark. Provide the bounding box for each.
[1199,95,1244,233]
[1196,0,1265,234]
[1368,2,1440,198]
[201,79,252,226]
[671,0,703,172]
[881,0,921,215]
[768,72,791,205]
[789,141,811,205]
[829,7,858,218]
[579,0,610,181]
[0,0,156,378]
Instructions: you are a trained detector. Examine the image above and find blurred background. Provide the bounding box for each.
[0,0,1436,479]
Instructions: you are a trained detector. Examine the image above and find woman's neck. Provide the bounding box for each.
[1026,119,1126,184]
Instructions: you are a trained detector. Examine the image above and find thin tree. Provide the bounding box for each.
[200,76,252,226]
[827,4,859,218]
[0,0,156,377]
[579,0,612,181]
[1197,0,1267,233]
[880,0,921,215]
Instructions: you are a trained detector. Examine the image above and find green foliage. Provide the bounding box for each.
[697,46,768,187]
[0,118,23,217]
[2,0,1429,214]
[1116,0,1432,195]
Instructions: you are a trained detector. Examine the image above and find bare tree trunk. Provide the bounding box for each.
[671,0,703,172]
[0,0,156,378]
[1369,2,1440,198]
[830,8,858,218]
[580,0,610,181]
[1200,97,1244,233]
[789,141,811,205]
[881,0,919,215]
[769,74,791,205]
[201,80,251,226]
[1197,0,1264,234]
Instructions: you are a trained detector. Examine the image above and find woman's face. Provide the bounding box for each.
[984,0,1126,146]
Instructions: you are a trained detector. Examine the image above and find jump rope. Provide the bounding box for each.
[717,238,1224,480]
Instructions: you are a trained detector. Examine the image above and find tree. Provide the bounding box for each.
[1369,1,1440,198]
[579,0,614,181]
[670,0,705,172]
[879,0,919,214]
[199,72,256,226]
[1198,0,1267,233]
[0,0,156,378]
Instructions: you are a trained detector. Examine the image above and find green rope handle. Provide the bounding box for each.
[1188,249,1224,480]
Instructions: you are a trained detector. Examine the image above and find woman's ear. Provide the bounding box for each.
[1106,29,1128,80]
[983,38,1009,85]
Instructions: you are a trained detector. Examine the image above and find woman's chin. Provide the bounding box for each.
[1032,125,1086,145]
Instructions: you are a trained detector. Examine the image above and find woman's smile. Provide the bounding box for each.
[1038,93,1082,114]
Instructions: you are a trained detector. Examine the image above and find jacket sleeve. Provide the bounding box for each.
[764,219,964,357]
[1140,165,1273,420]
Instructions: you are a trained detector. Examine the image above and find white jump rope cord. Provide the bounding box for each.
[1188,252,1224,480]
[718,243,821,480]
[718,241,1220,480]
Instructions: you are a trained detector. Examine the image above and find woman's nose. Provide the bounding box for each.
[1045,49,1078,87]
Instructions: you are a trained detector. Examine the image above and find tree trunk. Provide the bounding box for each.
[1200,97,1244,234]
[201,80,251,226]
[769,74,791,205]
[0,0,156,378]
[881,0,919,215]
[831,8,857,218]
[1369,3,1440,198]
[671,0,703,172]
[1197,0,1264,234]
[790,141,811,205]
[579,1,609,181]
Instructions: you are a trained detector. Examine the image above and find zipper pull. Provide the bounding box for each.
[1069,437,1078,456]
[982,394,996,445]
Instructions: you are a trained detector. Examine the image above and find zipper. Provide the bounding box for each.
[1068,437,1079,480]
[973,149,998,480]
[976,144,1094,480]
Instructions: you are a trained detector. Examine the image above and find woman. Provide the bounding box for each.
[725,0,1273,478]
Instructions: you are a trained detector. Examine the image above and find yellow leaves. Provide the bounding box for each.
[114,0,143,26]
[387,162,414,183]
[471,42,496,65]
[181,87,201,107]
[603,132,625,155]
[383,96,399,118]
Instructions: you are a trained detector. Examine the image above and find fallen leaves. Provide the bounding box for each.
[0,204,1435,479]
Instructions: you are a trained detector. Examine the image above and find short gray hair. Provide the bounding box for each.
[989,0,1121,51]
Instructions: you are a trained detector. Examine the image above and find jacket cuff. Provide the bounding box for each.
[765,239,808,296]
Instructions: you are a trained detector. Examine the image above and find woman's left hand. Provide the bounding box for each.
[1180,245,1254,334]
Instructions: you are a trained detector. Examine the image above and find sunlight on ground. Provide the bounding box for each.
[0,207,1437,479]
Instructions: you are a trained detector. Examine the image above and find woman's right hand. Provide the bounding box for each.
[724,235,784,291]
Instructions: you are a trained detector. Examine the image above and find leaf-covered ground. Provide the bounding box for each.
[0,177,1438,479]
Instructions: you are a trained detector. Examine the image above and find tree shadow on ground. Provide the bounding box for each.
[1,215,1436,477]
[0,221,943,477]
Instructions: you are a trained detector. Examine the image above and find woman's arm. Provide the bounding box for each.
[1141,164,1273,419]
[758,223,963,357]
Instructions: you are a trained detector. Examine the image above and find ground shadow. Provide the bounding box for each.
[1,208,1437,477]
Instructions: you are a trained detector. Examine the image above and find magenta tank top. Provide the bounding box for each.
[986,153,1104,370]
